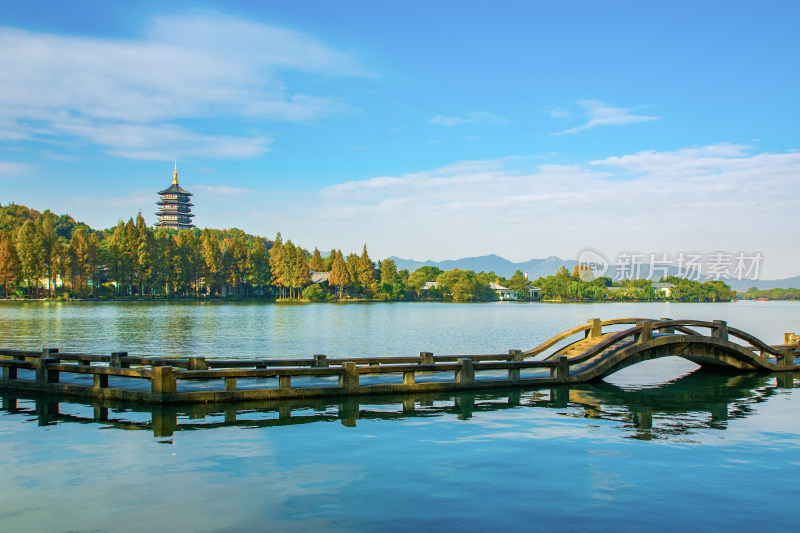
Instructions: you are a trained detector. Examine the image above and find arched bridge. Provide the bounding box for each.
[522,318,799,383]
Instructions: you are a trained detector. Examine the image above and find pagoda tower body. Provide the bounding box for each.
[155,163,195,229]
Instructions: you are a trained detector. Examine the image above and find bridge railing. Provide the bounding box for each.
[1,347,557,403]
[523,318,792,367]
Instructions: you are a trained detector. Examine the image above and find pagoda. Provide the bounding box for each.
[155,162,195,229]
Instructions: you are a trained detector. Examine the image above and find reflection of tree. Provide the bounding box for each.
[2,369,796,439]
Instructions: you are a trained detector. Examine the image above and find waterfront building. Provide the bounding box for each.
[155,163,195,229]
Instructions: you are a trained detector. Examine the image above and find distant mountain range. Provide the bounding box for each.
[388,254,800,291]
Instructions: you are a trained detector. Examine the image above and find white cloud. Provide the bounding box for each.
[0,12,365,159]
[430,112,510,126]
[244,145,800,279]
[552,100,659,135]
[0,161,31,178]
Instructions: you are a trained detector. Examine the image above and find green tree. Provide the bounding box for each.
[245,238,270,296]
[201,229,223,297]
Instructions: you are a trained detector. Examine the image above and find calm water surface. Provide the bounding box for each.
[0,301,798,532]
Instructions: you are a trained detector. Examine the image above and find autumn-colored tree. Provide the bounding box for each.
[268,232,284,297]
[0,231,20,298]
[357,244,376,297]
[328,249,350,299]
[15,220,43,297]
[291,246,311,297]
[308,247,325,271]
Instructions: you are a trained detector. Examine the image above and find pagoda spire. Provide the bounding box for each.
[173,161,179,185]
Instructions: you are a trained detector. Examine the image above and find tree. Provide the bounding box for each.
[268,232,284,297]
[346,253,361,295]
[245,238,270,296]
[291,245,311,297]
[0,231,20,298]
[37,214,58,297]
[308,247,325,271]
[356,244,376,297]
[16,220,43,297]
[201,230,223,297]
[379,258,398,285]
[437,269,493,302]
[69,227,89,297]
[329,250,350,299]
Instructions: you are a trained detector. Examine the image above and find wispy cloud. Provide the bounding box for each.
[248,145,800,278]
[430,112,509,126]
[0,12,366,160]
[0,161,32,178]
[552,100,659,135]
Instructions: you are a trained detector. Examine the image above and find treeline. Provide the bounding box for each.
[0,203,522,301]
[529,267,735,302]
[740,287,800,300]
[0,203,735,303]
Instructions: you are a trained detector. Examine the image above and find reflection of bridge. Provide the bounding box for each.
[1,318,798,404]
[2,368,792,438]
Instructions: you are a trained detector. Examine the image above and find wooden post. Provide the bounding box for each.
[189,357,208,370]
[712,320,728,341]
[403,371,416,385]
[550,356,569,380]
[36,357,59,385]
[279,375,291,390]
[340,362,359,390]
[509,349,522,361]
[93,373,108,389]
[43,348,59,359]
[313,354,329,368]
[3,366,17,380]
[224,377,237,392]
[508,364,520,381]
[587,318,601,339]
[110,351,128,368]
[660,317,675,334]
[635,321,652,344]
[151,366,177,395]
[420,352,434,365]
[456,358,474,384]
[779,348,794,368]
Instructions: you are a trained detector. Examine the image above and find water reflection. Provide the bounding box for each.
[3,368,795,441]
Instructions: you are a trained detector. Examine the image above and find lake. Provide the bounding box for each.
[1,300,798,532]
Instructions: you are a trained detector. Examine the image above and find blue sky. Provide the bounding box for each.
[1,1,799,278]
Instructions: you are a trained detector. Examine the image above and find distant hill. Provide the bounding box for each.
[390,254,800,289]
[389,254,578,279]
[726,275,800,292]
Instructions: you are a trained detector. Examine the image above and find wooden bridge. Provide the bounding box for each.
[1,318,797,405]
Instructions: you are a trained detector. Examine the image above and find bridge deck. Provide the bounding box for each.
[2,318,798,404]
